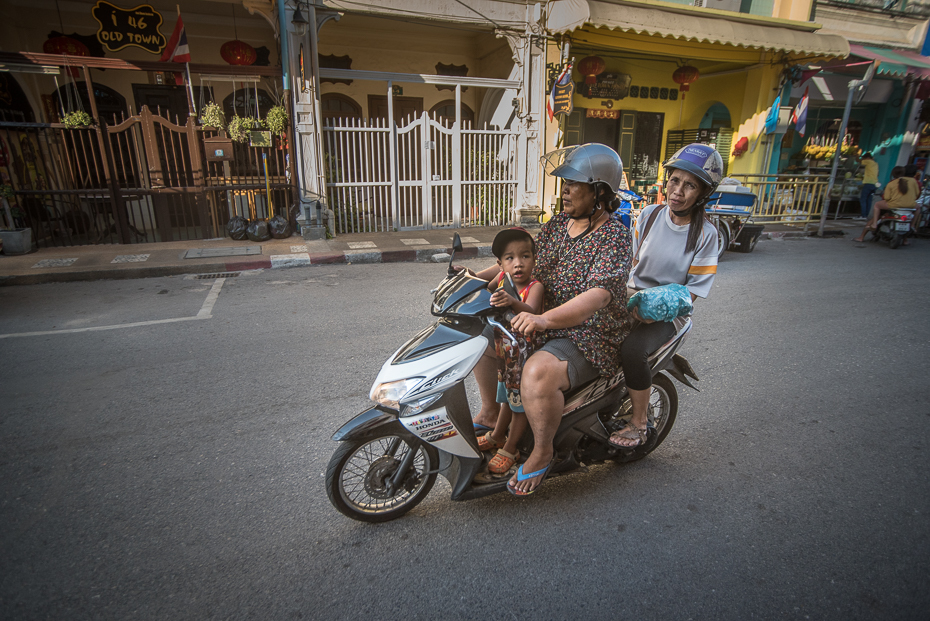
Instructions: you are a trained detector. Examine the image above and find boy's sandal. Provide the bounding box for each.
[488,448,520,475]
[477,431,507,452]
[608,422,647,449]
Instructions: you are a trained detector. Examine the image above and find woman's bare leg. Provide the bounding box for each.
[509,351,570,494]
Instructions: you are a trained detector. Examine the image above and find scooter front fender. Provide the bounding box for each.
[332,405,407,442]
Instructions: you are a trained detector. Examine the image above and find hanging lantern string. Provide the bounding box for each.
[232,5,239,41]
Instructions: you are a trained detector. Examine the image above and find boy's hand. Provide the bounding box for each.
[490,289,517,308]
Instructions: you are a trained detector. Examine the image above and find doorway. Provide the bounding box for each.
[132,85,210,122]
[368,95,423,124]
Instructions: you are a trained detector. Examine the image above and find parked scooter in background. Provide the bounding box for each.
[914,185,930,238]
[868,207,915,249]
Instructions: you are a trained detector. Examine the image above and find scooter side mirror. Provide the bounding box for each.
[448,233,463,275]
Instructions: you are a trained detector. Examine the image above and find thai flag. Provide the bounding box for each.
[547,62,572,122]
[791,87,809,137]
[160,15,191,63]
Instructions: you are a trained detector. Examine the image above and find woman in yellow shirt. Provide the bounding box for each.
[854,166,919,242]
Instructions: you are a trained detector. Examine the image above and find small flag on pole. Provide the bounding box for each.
[764,94,780,135]
[547,61,573,122]
[791,87,809,137]
[160,15,191,63]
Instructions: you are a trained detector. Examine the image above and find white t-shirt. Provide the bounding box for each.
[628,204,718,299]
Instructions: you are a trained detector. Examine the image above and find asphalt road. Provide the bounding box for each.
[1,236,928,620]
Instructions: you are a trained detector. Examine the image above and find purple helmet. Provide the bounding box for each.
[665,143,723,190]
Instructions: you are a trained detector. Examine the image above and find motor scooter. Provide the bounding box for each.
[867,207,915,249]
[325,234,700,522]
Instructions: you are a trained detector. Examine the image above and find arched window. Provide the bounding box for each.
[53,82,127,123]
[429,100,474,125]
[320,93,361,120]
[223,87,276,120]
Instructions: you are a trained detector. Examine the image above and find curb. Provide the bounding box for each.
[0,244,496,286]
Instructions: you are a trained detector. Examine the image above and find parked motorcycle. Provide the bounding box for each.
[325,234,701,522]
[867,207,915,249]
[914,186,930,238]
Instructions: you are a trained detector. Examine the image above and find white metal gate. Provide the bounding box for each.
[322,113,518,233]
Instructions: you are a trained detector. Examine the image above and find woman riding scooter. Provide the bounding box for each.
[610,143,720,448]
[471,143,634,496]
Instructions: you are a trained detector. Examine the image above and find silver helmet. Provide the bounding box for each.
[541,143,624,191]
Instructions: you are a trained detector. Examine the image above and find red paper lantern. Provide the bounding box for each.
[577,56,606,85]
[732,136,749,157]
[220,40,257,66]
[672,65,700,99]
[43,36,89,78]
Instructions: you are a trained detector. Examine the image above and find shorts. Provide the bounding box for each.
[537,338,599,390]
[496,382,524,412]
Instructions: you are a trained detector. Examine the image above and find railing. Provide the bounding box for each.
[322,115,518,233]
[727,174,832,225]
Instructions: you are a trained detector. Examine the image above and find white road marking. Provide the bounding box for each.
[0,278,226,339]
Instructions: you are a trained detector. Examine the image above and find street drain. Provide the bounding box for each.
[194,272,240,280]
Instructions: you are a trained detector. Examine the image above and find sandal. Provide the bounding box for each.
[608,422,647,449]
[488,448,519,475]
[477,431,506,452]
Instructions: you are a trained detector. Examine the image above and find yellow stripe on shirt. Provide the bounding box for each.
[688,264,717,275]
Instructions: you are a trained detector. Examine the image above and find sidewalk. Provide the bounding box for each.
[0,219,857,286]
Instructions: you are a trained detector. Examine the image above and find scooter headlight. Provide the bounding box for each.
[370,378,423,409]
[400,393,443,417]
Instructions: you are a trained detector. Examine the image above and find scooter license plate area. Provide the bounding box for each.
[896,221,910,231]
[400,407,481,458]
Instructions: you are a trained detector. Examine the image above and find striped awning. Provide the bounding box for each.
[583,0,850,59]
[848,44,930,80]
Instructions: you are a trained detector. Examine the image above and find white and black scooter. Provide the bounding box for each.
[325,234,701,522]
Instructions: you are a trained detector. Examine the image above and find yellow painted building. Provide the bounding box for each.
[543,0,849,210]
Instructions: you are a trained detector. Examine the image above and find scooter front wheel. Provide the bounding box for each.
[325,433,438,522]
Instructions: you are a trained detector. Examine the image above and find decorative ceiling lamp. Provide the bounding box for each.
[44,36,89,77]
[672,65,700,99]
[221,6,256,66]
[577,56,606,84]
[221,40,256,66]
[45,1,89,78]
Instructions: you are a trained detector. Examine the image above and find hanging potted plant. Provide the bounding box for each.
[0,184,32,255]
[61,110,93,129]
[264,105,288,150]
[227,114,259,143]
[200,102,226,130]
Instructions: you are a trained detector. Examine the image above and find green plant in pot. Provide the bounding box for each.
[228,115,259,143]
[0,184,32,255]
[200,102,226,130]
[62,111,93,129]
[264,105,287,135]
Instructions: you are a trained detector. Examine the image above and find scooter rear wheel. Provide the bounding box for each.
[326,433,438,522]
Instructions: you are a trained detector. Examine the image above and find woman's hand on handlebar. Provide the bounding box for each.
[511,312,549,335]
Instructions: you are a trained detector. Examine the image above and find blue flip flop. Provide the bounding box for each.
[473,422,493,433]
[507,461,553,497]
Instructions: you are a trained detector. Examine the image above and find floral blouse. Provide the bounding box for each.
[534,212,633,377]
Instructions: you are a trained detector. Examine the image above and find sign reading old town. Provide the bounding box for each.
[92,1,165,54]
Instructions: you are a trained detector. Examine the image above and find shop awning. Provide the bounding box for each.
[848,44,930,80]
[583,0,849,59]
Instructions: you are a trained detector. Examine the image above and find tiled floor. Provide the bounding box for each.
[33,258,78,268]
[111,254,150,264]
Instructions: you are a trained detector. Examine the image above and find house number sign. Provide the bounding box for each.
[92,1,166,54]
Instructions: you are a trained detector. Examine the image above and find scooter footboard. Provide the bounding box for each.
[332,406,410,442]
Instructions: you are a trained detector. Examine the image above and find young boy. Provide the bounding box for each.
[475,228,544,476]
